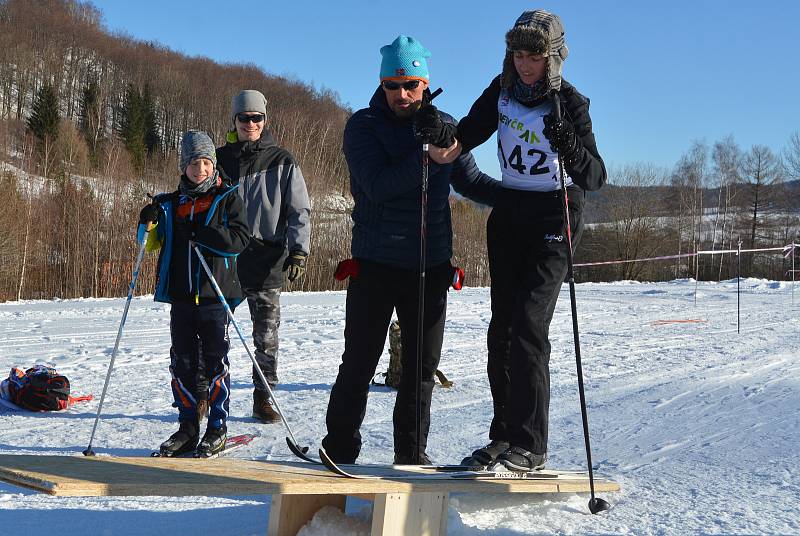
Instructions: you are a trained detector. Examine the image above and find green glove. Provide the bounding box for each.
[283,251,307,282]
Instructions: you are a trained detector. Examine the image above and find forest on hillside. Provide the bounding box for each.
[0,0,797,301]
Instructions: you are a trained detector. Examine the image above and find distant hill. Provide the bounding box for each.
[584,179,800,225]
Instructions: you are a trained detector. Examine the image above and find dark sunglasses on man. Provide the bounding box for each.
[236,113,266,123]
[381,80,422,91]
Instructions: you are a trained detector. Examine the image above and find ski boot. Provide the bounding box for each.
[158,419,199,457]
[195,425,227,457]
[460,440,510,470]
[252,389,280,423]
[489,446,546,472]
[393,452,432,465]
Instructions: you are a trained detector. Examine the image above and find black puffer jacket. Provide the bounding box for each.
[343,87,499,269]
[457,76,606,191]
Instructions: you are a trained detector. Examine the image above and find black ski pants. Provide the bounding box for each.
[486,187,583,455]
[169,301,231,430]
[322,260,452,463]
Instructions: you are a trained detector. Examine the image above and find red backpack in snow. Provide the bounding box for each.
[7,365,71,411]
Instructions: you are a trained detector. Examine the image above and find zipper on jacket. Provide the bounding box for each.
[187,200,196,295]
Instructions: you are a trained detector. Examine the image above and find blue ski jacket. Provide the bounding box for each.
[144,182,250,306]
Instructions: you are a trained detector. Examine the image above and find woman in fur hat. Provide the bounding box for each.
[416,10,607,472]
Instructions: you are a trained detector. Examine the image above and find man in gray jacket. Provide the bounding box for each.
[217,89,311,423]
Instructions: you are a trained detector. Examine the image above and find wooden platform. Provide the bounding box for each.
[0,455,619,535]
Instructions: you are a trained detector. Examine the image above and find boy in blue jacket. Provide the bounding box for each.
[139,130,250,457]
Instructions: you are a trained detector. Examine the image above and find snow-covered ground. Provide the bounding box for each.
[0,279,797,535]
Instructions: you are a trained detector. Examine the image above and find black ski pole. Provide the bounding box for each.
[415,142,429,466]
[413,88,443,465]
[551,91,610,514]
[192,243,310,457]
[83,221,153,456]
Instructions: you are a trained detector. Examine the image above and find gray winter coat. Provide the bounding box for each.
[217,131,311,289]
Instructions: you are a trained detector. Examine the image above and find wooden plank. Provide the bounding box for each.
[267,493,346,536]
[371,492,449,536]
[0,455,620,497]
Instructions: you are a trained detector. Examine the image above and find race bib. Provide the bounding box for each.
[496,90,572,192]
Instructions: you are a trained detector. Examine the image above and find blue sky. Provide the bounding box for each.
[97,0,800,180]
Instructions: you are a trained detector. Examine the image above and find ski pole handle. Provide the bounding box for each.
[551,90,562,121]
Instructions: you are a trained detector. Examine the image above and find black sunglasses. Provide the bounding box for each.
[381,80,422,91]
[236,113,265,123]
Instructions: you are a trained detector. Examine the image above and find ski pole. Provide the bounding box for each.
[415,140,429,466]
[83,221,153,456]
[413,87,442,465]
[551,91,610,514]
[191,243,308,455]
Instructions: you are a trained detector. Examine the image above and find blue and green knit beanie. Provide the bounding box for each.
[379,35,430,81]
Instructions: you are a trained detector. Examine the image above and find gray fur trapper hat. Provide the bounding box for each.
[501,10,569,91]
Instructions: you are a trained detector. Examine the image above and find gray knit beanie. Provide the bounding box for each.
[231,89,267,124]
[179,130,217,173]
[501,10,569,91]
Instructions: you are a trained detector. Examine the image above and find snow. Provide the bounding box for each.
[0,279,798,535]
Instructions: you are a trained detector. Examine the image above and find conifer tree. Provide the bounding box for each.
[27,83,60,145]
[142,84,160,158]
[118,84,160,169]
[118,84,147,169]
[79,79,103,163]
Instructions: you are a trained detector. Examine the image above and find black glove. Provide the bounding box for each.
[174,216,198,240]
[413,103,456,148]
[283,250,307,282]
[138,203,160,224]
[542,114,583,165]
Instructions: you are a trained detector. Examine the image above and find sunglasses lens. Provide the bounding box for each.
[382,80,421,91]
[237,114,264,123]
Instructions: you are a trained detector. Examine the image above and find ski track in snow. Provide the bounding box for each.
[0,279,798,535]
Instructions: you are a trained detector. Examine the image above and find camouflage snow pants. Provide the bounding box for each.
[245,287,281,390]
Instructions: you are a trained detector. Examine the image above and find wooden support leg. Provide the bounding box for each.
[371,491,449,536]
[267,493,346,536]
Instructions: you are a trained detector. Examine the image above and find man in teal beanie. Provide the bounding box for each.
[321,35,500,465]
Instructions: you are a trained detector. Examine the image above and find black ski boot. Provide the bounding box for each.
[195,425,227,457]
[393,452,432,465]
[159,420,199,457]
[460,440,510,469]
[490,446,546,472]
[253,389,280,423]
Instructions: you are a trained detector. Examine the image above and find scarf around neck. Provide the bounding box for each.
[178,171,219,198]
[512,77,549,107]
